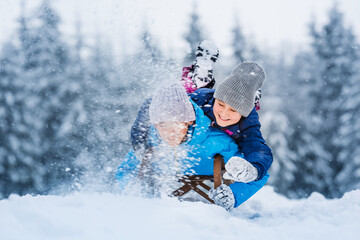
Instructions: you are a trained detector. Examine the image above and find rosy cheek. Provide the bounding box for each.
[232,113,241,122]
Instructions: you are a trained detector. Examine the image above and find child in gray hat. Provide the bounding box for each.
[201,61,272,205]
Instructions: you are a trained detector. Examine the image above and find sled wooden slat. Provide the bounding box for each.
[171,184,192,197]
[171,154,228,204]
[198,182,211,191]
[213,154,222,189]
[191,183,214,204]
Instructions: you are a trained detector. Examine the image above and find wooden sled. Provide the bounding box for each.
[170,154,234,204]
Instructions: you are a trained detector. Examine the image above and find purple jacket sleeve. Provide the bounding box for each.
[130,98,152,160]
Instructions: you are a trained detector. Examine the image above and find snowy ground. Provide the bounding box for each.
[1,186,359,240]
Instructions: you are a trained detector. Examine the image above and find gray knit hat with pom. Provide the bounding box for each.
[149,82,196,124]
[214,61,266,117]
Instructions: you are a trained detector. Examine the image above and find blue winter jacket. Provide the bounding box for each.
[119,100,269,207]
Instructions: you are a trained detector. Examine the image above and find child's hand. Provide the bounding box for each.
[223,156,258,183]
[208,184,235,210]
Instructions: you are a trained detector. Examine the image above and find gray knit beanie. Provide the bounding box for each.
[214,61,266,117]
[149,82,196,124]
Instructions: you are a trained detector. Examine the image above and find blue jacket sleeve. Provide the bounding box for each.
[190,88,215,107]
[130,98,152,159]
[237,108,273,180]
[116,149,140,189]
[230,173,270,207]
[218,139,242,162]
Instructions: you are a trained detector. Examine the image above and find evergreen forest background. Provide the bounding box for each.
[1,0,359,199]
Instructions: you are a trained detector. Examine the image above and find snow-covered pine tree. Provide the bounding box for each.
[52,19,89,193]
[284,52,331,198]
[337,31,360,194]
[137,28,163,90]
[309,4,359,197]
[262,111,296,196]
[231,12,263,63]
[183,2,204,65]
[18,0,79,192]
[231,16,247,63]
[261,51,331,198]
[260,58,297,196]
[74,35,126,191]
[122,26,171,108]
[0,42,44,198]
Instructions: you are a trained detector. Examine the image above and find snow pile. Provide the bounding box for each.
[0,186,359,240]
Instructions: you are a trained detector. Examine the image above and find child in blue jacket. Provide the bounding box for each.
[117,82,269,210]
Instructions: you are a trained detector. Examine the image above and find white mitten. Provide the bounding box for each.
[208,184,235,210]
[223,156,258,183]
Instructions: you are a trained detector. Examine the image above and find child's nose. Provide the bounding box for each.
[169,129,180,135]
[222,108,231,117]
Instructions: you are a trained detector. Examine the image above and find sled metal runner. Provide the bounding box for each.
[171,154,233,204]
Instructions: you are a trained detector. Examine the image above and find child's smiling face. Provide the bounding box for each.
[155,121,193,147]
[213,99,242,127]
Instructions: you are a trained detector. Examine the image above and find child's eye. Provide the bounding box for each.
[230,109,236,112]
[218,102,224,107]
